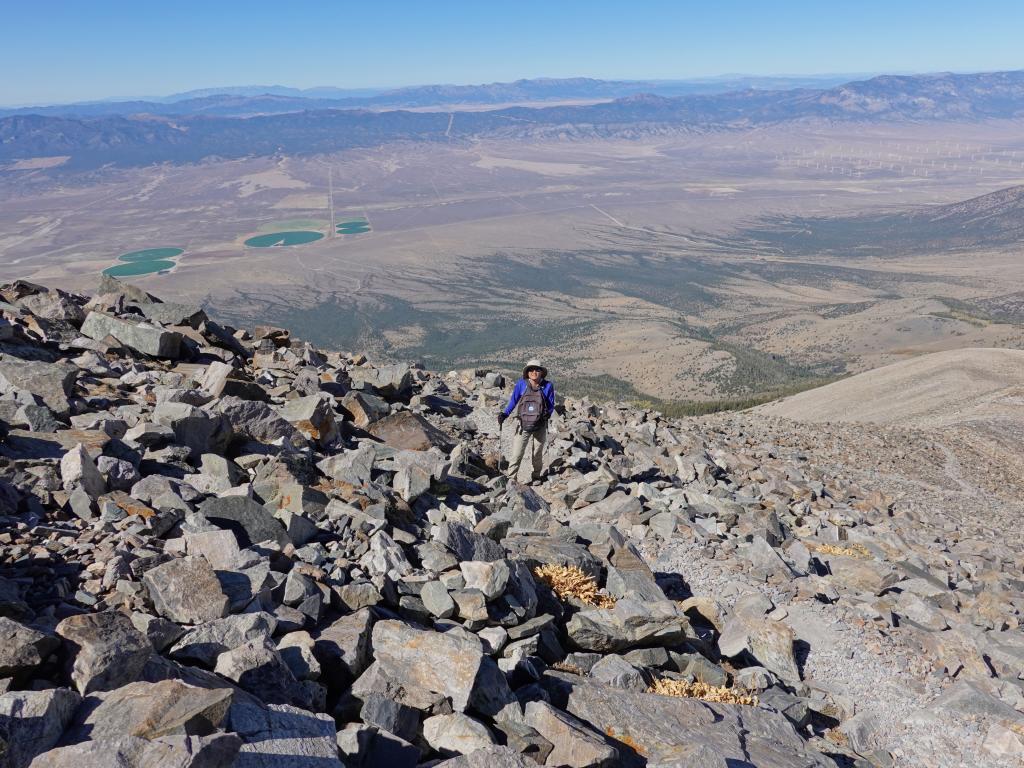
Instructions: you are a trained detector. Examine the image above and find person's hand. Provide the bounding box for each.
[497,412,507,427]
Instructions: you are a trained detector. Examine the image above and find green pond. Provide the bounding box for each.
[337,224,371,234]
[118,247,184,262]
[103,260,177,277]
[244,231,324,248]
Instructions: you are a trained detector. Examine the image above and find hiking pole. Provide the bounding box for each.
[497,416,505,479]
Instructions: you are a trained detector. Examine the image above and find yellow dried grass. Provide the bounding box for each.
[814,542,871,559]
[649,678,758,706]
[532,564,615,608]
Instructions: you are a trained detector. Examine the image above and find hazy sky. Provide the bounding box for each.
[4,0,1023,105]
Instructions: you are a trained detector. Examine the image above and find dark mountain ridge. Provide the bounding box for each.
[0,74,860,118]
[3,70,1024,170]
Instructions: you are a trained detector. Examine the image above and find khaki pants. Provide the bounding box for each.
[505,421,547,480]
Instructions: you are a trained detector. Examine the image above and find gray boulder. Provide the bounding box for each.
[368,411,455,452]
[718,612,801,685]
[371,620,515,716]
[80,311,182,358]
[524,700,618,767]
[211,397,306,451]
[339,391,390,428]
[0,688,80,768]
[437,522,505,562]
[214,638,312,707]
[228,701,344,768]
[55,610,153,694]
[275,394,338,447]
[169,612,277,667]
[199,495,290,548]
[60,679,232,742]
[542,672,835,767]
[0,359,77,415]
[566,599,692,653]
[0,617,60,680]
[431,746,536,768]
[31,733,241,768]
[422,712,496,756]
[60,443,106,499]
[313,608,376,685]
[152,402,232,459]
[143,556,230,625]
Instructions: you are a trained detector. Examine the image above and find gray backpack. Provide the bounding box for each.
[517,386,546,433]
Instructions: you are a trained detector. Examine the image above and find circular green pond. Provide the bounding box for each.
[118,247,184,262]
[337,224,371,234]
[103,260,177,277]
[244,231,324,248]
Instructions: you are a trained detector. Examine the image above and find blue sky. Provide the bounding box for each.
[3,0,1023,105]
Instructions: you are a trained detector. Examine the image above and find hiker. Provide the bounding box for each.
[498,359,555,483]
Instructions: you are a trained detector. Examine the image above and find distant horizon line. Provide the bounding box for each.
[0,68,938,109]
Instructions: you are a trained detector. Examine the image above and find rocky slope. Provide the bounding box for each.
[0,278,1022,767]
[757,347,1024,428]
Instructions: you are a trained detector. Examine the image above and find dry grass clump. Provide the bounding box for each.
[814,542,871,559]
[649,678,758,706]
[550,660,588,676]
[532,564,615,608]
[824,727,849,747]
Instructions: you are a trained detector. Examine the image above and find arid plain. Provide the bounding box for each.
[3,119,1024,404]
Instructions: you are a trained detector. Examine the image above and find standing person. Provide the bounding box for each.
[498,359,555,484]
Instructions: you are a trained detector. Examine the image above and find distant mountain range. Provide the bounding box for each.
[3,70,1023,170]
[0,75,861,117]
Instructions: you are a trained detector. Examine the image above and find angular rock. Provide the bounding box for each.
[169,612,276,667]
[313,608,376,685]
[589,654,646,690]
[336,722,420,768]
[360,692,420,742]
[605,528,666,602]
[276,394,338,447]
[55,610,153,694]
[80,311,182,358]
[718,611,801,684]
[228,701,344,768]
[29,733,242,768]
[421,581,457,619]
[277,631,321,681]
[524,700,618,767]
[423,712,496,756]
[566,599,692,653]
[199,495,290,547]
[60,443,106,499]
[152,402,232,459]
[316,443,375,485]
[542,672,834,767]
[437,522,505,563]
[369,411,455,452]
[64,679,232,742]
[214,638,311,707]
[143,556,230,625]
[340,391,390,428]
[0,617,59,680]
[0,687,80,768]
[460,560,510,601]
[371,620,515,715]
[0,359,77,415]
[211,396,306,451]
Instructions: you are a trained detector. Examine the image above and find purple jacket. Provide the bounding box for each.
[503,379,555,417]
